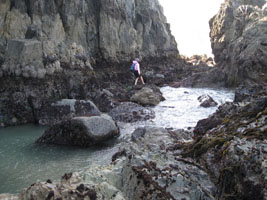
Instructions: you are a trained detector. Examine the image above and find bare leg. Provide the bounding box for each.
[140,76,145,84]
[134,77,139,85]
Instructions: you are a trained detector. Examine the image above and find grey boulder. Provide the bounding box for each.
[36,114,119,147]
[198,94,218,108]
[38,99,101,125]
[130,87,163,106]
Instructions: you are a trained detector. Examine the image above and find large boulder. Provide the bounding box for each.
[130,86,163,106]
[36,114,119,147]
[209,0,267,86]
[197,94,218,108]
[38,99,101,125]
[108,102,155,123]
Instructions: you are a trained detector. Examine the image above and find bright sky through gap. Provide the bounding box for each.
[159,0,225,57]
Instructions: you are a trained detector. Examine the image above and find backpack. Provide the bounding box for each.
[130,63,136,72]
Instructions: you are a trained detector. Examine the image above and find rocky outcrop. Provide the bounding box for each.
[209,0,267,86]
[182,54,215,67]
[184,95,267,199]
[173,67,228,88]
[180,0,267,88]
[234,81,267,102]
[194,102,238,135]
[90,88,118,113]
[36,114,119,147]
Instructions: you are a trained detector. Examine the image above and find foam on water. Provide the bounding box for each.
[152,87,234,129]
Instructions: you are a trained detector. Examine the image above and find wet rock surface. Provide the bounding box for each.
[108,102,155,123]
[234,81,267,103]
[20,173,100,200]
[184,93,267,199]
[198,94,218,108]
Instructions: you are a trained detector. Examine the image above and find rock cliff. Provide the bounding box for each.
[0,0,178,76]
[209,0,267,86]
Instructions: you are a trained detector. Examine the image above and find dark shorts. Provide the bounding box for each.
[134,70,141,78]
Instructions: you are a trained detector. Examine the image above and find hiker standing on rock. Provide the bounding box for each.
[132,58,145,86]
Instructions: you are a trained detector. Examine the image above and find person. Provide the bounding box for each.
[132,58,145,85]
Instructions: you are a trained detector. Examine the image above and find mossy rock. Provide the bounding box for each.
[182,135,232,159]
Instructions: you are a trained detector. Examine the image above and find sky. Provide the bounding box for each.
[159,0,225,57]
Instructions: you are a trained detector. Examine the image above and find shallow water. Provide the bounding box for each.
[0,86,234,194]
[0,125,119,194]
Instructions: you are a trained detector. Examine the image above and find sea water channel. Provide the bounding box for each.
[0,86,235,194]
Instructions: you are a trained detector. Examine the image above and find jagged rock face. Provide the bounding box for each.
[209,0,267,86]
[0,0,178,78]
[98,0,178,61]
